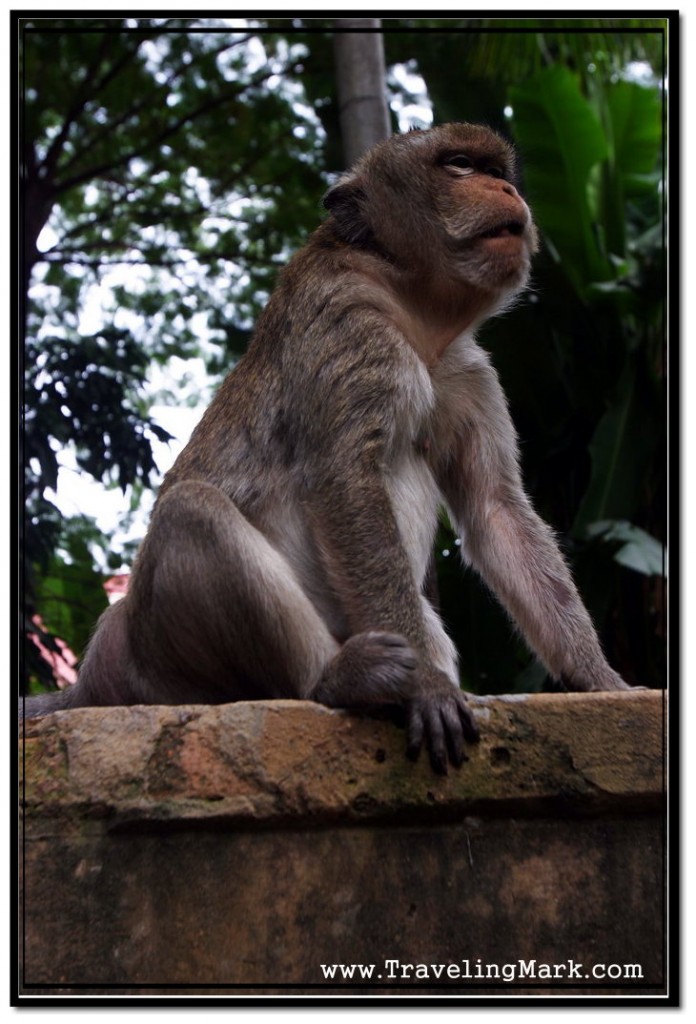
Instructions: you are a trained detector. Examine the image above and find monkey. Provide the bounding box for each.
[22,123,632,773]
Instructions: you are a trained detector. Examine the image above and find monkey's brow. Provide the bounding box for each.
[437,145,513,170]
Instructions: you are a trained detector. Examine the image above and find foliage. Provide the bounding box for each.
[21,17,327,690]
[25,328,170,495]
[33,518,113,655]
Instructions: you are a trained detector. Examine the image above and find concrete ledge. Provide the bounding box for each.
[21,691,664,832]
[19,691,667,996]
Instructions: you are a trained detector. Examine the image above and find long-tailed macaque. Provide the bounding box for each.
[22,124,632,772]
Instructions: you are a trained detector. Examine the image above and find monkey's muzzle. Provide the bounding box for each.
[478,219,526,240]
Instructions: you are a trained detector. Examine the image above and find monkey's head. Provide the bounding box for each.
[324,123,539,313]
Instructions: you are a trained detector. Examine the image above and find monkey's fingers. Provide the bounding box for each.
[406,689,480,774]
[437,695,479,770]
[406,700,448,773]
[424,706,449,775]
[406,703,425,764]
[439,703,466,769]
[457,695,480,744]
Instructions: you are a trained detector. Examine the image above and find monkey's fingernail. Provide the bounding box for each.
[430,751,448,775]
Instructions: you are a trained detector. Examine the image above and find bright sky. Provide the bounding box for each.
[33,238,217,567]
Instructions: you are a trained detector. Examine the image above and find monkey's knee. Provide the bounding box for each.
[150,480,247,551]
[134,480,340,700]
[141,480,267,601]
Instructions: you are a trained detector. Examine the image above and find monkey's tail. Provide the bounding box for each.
[19,688,77,720]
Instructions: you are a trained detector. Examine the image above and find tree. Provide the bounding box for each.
[20,17,327,689]
[333,18,391,166]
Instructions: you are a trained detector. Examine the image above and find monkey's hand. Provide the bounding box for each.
[406,671,480,775]
[313,635,479,772]
[560,666,632,692]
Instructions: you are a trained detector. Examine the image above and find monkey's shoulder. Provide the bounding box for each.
[430,336,502,405]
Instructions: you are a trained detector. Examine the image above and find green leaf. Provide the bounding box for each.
[605,80,662,192]
[34,517,110,657]
[595,79,662,258]
[573,359,655,535]
[510,65,612,290]
[587,519,665,577]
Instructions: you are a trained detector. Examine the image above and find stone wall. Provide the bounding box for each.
[19,690,666,998]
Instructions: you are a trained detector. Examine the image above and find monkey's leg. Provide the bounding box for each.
[125,481,420,706]
[121,480,342,702]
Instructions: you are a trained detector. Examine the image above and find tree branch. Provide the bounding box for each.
[55,60,304,195]
[55,36,256,179]
[39,251,282,270]
[40,35,147,183]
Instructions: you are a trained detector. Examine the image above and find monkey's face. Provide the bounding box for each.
[429,126,538,294]
[325,123,538,305]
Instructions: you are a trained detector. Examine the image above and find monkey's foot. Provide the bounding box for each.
[314,631,418,707]
[406,678,480,775]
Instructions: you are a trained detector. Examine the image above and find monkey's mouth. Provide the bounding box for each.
[478,219,525,240]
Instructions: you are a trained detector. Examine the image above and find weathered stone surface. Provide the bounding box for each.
[19,691,666,997]
[20,691,663,831]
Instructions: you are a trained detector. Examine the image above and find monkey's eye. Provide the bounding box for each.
[486,166,506,179]
[442,154,474,174]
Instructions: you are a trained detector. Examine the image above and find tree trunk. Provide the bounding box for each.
[22,179,53,302]
[332,18,391,168]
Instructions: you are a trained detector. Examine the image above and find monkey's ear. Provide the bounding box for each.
[323,178,365,212]
[322,179,372,246]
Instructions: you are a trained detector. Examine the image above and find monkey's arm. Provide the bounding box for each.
[460,489,627,690]
[306,465,479,772]
[293,319,479,772]
[441,357,628,692]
